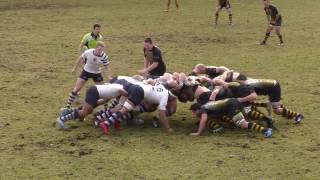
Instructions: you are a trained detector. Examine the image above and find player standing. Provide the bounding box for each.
[260,0,284,46]
[214,0,233,25]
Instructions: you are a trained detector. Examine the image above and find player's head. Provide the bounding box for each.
[95,41,105,53]
[263,0,270,8]
[193,64,206,74]
[189,103,202,117]
[177,84,197,102]
[144,37,153,50]
[93,23,101,35]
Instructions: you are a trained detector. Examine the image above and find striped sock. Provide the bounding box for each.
[60,109,79,122]
[67,91,77,107]
[248,122,266,133]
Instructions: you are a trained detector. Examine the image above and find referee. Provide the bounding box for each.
[79,23,103,54]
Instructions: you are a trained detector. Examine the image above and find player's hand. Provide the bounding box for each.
[189,132,200,136]
[167,127,173,133]
[71,68,76,74]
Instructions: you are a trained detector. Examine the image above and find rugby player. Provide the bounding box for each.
[260,0,284,46]
[65,41,112,108]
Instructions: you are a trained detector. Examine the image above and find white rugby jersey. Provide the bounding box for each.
[138,83,169,110]
[96,83,123,100]
[117,76,141,84]
[81,49,109,74]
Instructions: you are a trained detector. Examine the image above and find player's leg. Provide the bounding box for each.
[274,16,283,45]
[58,86,98,129]
[175,0,179,10]
[166,0,171,11]
[214,6,222,25]
[225,99,272,137]
[226,6,233,25]
[275,26,283,46]
[268,82,304,123]
[260,25,273,45]
[66,77,87,108]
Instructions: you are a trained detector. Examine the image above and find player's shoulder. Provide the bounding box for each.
[84,48,94,54]
[82,32,92,39]
[153,46,162,52]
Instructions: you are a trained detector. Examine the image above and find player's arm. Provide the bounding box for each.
[209,86,221,101]
[72,56,85,73]
[102,63,112,82]
[158,94,173,132]
[190,112,208,136]
[143,57,149,69]
[145,61,159,72]
[237,92,257,103]
[158,109,173,133]
[118,89,128,97]
[216,66,230,73]
[79,34,89,54]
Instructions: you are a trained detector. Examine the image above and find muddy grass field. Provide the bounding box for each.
[1,0,320,179]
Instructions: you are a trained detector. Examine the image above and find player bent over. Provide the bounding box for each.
[189,98,272,137]
[246,79,304,123]
[57,83,127,131]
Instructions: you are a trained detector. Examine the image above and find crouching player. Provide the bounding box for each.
[189,98,273,137]
[56,83,128,130]
[246,78,304,123]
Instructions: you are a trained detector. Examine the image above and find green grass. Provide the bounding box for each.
[1,0,320,179]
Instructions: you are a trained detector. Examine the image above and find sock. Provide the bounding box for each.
[60,109,79,122]
[206,119,218,129]
[229,14,232,24]
[263,33,270,42]
[251,102,268,108]
[108,112,123,124]
[248,122,266,133]
[278,35,283,43]
[110,99,119,109]
[215,13,219,24]
[282,107,299,119]
[66,91,77,107]
[247,110,274,128]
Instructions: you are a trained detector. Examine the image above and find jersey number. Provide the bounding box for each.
[152,87,163,92]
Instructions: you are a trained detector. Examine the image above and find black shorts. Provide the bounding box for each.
[85,86,100,107]
[270,16,282,26]
[147,75,160,79]
[219,2,231,9]
[202,98,241,119]
[127,85,144,106]
[269,82,281,103]
[80,70,104,82]
[149,64,166,77]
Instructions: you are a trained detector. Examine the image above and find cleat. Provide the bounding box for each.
[114,120,121,131]
[294,114,304,124]
[99,122,110,135]
[133,118,144,125]
[210,126,224,134]
[264,128,273,138]
[152,117,159,128]
[260,41,266,45]
[56,118,68,129]
[278,42,284,46]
